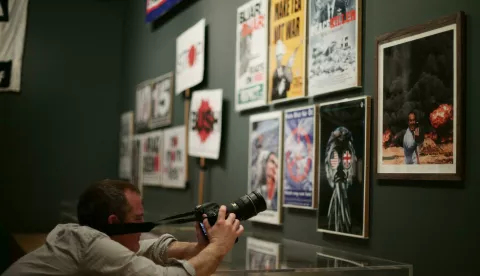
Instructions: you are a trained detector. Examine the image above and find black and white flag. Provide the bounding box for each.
[0,0,28,92]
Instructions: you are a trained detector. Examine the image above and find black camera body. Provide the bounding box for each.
[192,191,267,241]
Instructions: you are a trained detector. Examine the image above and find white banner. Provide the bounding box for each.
[188,89,223,160]
[163,125,187,189]
[0,0,28,92]
[175,18,205,94]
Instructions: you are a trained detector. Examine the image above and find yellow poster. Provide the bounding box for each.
[268,0,306,104]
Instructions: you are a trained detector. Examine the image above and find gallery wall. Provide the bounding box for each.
[0,0,126,232]
[122,0,480,276]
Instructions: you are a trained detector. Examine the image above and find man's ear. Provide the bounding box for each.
[107,214,120,225]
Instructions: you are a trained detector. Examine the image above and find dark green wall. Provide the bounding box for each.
[0,0,126,232]
[122,1,480,276]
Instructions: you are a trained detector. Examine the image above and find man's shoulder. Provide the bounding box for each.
[46,223,109,246]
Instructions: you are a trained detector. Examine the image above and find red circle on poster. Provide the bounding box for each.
[188,45,196,67]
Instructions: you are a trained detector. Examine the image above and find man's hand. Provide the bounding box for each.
[266,154,278,187]
[414,127,420,137]
[187,206,244,276]
[202,205,244,256]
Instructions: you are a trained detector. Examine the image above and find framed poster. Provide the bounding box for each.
[0,0,28,92]
[131,134,144,196]
[142,130,164,186]
[176,18,206,95]
[163,125,187,189]
[145,0,186,23]
[283,105,317,209]
[119,111,134,180]
[248,111,283,225]
[268,0,306,104]
[235,0,268,111]
[308,0,362,96]
[375,12,465,180]
[135,72,173,132]
[317,96,371,239]
[188,89,223,160]
[246,237,281,270]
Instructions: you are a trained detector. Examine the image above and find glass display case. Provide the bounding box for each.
[147,225,412,276]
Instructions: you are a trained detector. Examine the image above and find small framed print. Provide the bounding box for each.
[283,105,318,209]
[317,96,371,239]
[375,12,465,181]
[248,111,283,225]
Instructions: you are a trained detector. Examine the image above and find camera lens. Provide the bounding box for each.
[227,191,267,221]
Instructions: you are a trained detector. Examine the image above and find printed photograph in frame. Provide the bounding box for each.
[283,105,318,209]
[248,111,283,225]
[317,96,371,239]
[308,0,362,96]
[375,12,465,181]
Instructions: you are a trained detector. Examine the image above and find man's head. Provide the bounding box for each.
[408,111,417,131]
[77,179,144,252]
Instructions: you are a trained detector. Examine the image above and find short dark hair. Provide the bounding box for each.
[77,179,140,232]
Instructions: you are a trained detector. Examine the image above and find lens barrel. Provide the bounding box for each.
[226,191,267,221]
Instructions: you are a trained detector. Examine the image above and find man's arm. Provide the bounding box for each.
[167,241,204,260]
[186,244,225,276]
[186,206,244,276]
[82,236,196,276]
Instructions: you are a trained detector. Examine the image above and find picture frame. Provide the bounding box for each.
[307,0,363,96]
[282,105,318,210]
[317,96,371,239]
[374,12,465,181]
[248,110,283,225]
[135,72,174,132]
[246,237,281,270]
[267,0,307,104]
[234,0,269,112]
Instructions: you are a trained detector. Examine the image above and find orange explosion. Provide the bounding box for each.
[383,128,392,148]
[429,104,453,129]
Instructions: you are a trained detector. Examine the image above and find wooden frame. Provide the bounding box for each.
[374,12,465,181]
[307,0,363,97]
[282,105,318,210]
[248,110,283,225]
[316,96,371,239]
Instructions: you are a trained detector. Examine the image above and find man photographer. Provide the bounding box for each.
[2,179,244,276]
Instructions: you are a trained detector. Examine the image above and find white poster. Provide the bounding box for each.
[135,72,173,132]
[142,130,164,186]
[0,0,28,92]
[234,0,268,111]
[308,0,361,96]
[163,125,187,189]
[175,18,206,95]
[119,111,134,180]
[188,89,223,160]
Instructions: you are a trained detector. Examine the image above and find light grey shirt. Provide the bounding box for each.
[403,129,418,164]
[2,223,196,276]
